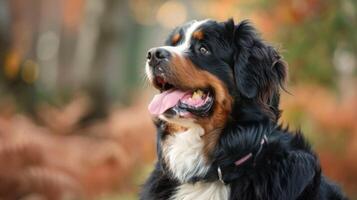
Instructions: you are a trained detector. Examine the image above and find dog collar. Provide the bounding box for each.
[218,134,268,184]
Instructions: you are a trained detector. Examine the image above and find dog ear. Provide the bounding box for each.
[232,20,259,98]
[232,20,287,99]
[223,18,235,36]
[272,56,288,93]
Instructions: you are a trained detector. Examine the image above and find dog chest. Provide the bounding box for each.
[162,125,210,183]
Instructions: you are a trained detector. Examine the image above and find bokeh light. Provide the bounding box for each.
[156,0,187,29]
[4,51,20,80]
[21,59,39,84]
[36,31,60,61]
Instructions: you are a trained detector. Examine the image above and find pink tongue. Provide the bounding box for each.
[148,90,188,116]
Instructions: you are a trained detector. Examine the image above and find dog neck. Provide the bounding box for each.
[161,122,210,183]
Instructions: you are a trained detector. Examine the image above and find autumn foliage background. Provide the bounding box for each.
[0,0,356,199]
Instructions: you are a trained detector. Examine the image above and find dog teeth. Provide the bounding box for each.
[192,90,204,99]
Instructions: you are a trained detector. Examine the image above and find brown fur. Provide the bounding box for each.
[193,30,204,40]
[167,55,233,159]
[166,123,188,134]
[171,33,181,46]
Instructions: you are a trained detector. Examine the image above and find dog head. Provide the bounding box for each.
[146,19,287,136]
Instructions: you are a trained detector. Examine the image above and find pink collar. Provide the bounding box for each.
[234,152,253,166]
[235,134,268,166]
[218,134,268,184]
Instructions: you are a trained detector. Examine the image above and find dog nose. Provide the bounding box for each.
[147,48,170,66]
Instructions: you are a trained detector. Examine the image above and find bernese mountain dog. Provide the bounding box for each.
[141,19,347,200]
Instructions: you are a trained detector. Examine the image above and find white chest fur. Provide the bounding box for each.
[162,125,209,183]
[161,120,230,199]
[171,181,231,200]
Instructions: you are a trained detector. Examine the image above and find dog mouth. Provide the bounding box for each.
[148,76,214,118]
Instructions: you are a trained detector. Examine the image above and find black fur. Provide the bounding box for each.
[141,19,347,200]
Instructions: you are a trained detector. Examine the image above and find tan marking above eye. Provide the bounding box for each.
[171,33,181,45]
[193,30,204,40]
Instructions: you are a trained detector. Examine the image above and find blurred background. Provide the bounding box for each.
[0,0,356,199]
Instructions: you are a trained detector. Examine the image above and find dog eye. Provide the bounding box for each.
[199,46,210,55]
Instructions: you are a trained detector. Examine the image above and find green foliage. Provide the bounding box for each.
[274,0,356,87]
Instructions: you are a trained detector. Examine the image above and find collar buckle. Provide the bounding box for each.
[217,167,225,184]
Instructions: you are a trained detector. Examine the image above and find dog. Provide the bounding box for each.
[141,19,347,200]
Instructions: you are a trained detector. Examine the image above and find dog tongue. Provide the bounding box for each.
[148,89,188,116]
